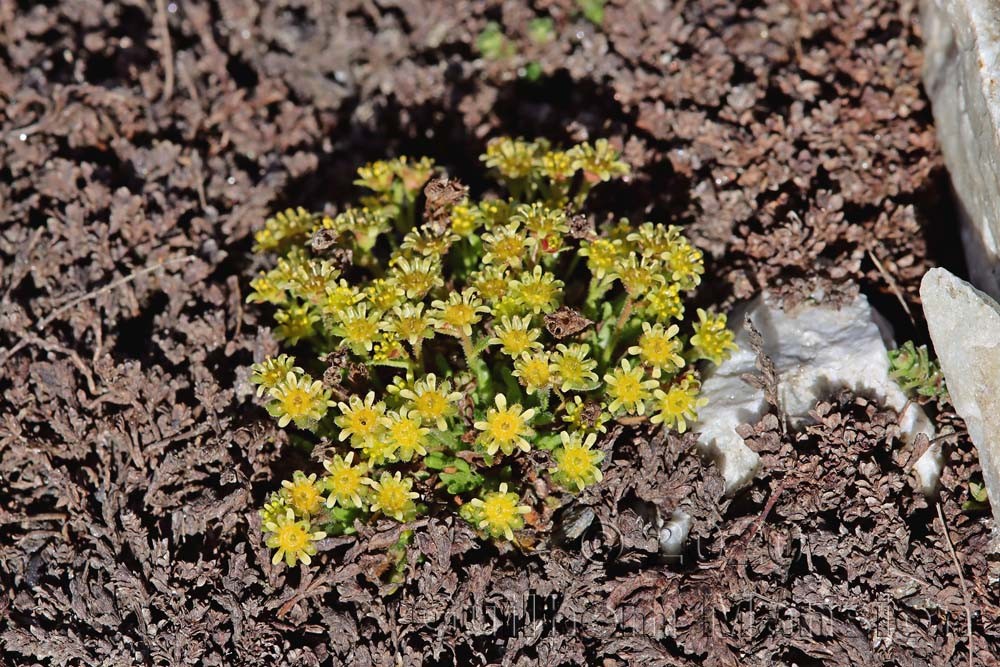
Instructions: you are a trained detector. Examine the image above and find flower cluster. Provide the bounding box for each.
[250,138,735,566]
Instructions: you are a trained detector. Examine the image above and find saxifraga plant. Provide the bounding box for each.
[248,137,736,567]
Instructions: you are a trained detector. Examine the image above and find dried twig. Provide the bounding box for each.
[741,315,785,433]
[153,0,175,100]
[935,502,974,667]
[867,247,914,326]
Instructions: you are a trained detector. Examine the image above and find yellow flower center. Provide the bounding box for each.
[344,318,378,343]
[641,336,672,363]
[390,418,421,448]
[377,484,407,514]
[444,304,476,328]
[663,389,690,414]
[521,359,550,387]
[613,375,643,403]
[491,236,525,263]
[276,523,309,552]
[487,411,520,442]
[556,357,584,383]
[414,391,448,419]
[481,495,518,526]
[332,469,361,494]
[280,387,312,418]
[499,330,532,356]
[476,277,507,301]
[348,408,379,435]
[289,482,321,514]
[520,284,556,310]
[560,447,592,478]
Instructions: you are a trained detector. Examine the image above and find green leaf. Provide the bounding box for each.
[970,481,989,503]
[522,61,543,82]
[528,17,555,44]
[440,467,484,494]
[576,0,604,25]
[477,22,515,60]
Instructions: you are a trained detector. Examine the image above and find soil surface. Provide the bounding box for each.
[1,0,997,665]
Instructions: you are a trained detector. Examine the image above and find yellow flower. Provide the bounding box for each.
[579,237,625,282]
[364,278,405,313]
[650,376,708,433]
[335,391,386,444]
[616,253,662,297]
[482,223,530,269]
[264,508,326,566]
[323,279,363,316]
[489,315,543,358]
[401,228,459,257]
[333,304,383,353]
[603,358,658,415]
[643,281,685,322]
[511,203,569,253]
[512,352,553,395]
[381,407,430,461]
[551,343,599,392]
[626,221,676,259]
[253,207,317,253]
[690,309,737,365]
[476,198,511,229]
[359,437,399,466]
[665,236,704,290]
[386,302,435,347]
[539,150,576,181]
[432,289,489,337]
[323,453,369,509]
[274,304,318,344]
[329,207,392,251]
[390,256,443,299]
[474,394,536,456]
[355,160,395,193]
[450,201,481,237]
[371,331,407,363]
[247,272,285,304]
[511,266,563,314]
[562,396,610,433]
[259,492,288,527]
[367,472,419,522]
[469,482,530,540]
[399,373,463,429]
[250,354,302,397]
[481,137,539,180]
[627,322,684,378]
[281,471,325,517]
[568,138,629,182]
[469,266,510,304]
[392,155,436,195]
[268,372,331,428]
[287,259,341,305]
[551,431,604,492]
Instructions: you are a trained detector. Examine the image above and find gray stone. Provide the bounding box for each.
[921,268,1000,541]
[695,290,935,494]
[922,0,1000,298]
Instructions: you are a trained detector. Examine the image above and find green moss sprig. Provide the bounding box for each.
[888,341,947,402]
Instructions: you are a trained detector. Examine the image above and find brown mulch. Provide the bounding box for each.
[1,0,996,665]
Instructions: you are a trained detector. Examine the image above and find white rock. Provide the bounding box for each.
[658,510,692,557]
[921,268,1000,537]
[695,290,934,494]
[922,0,1000,298]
